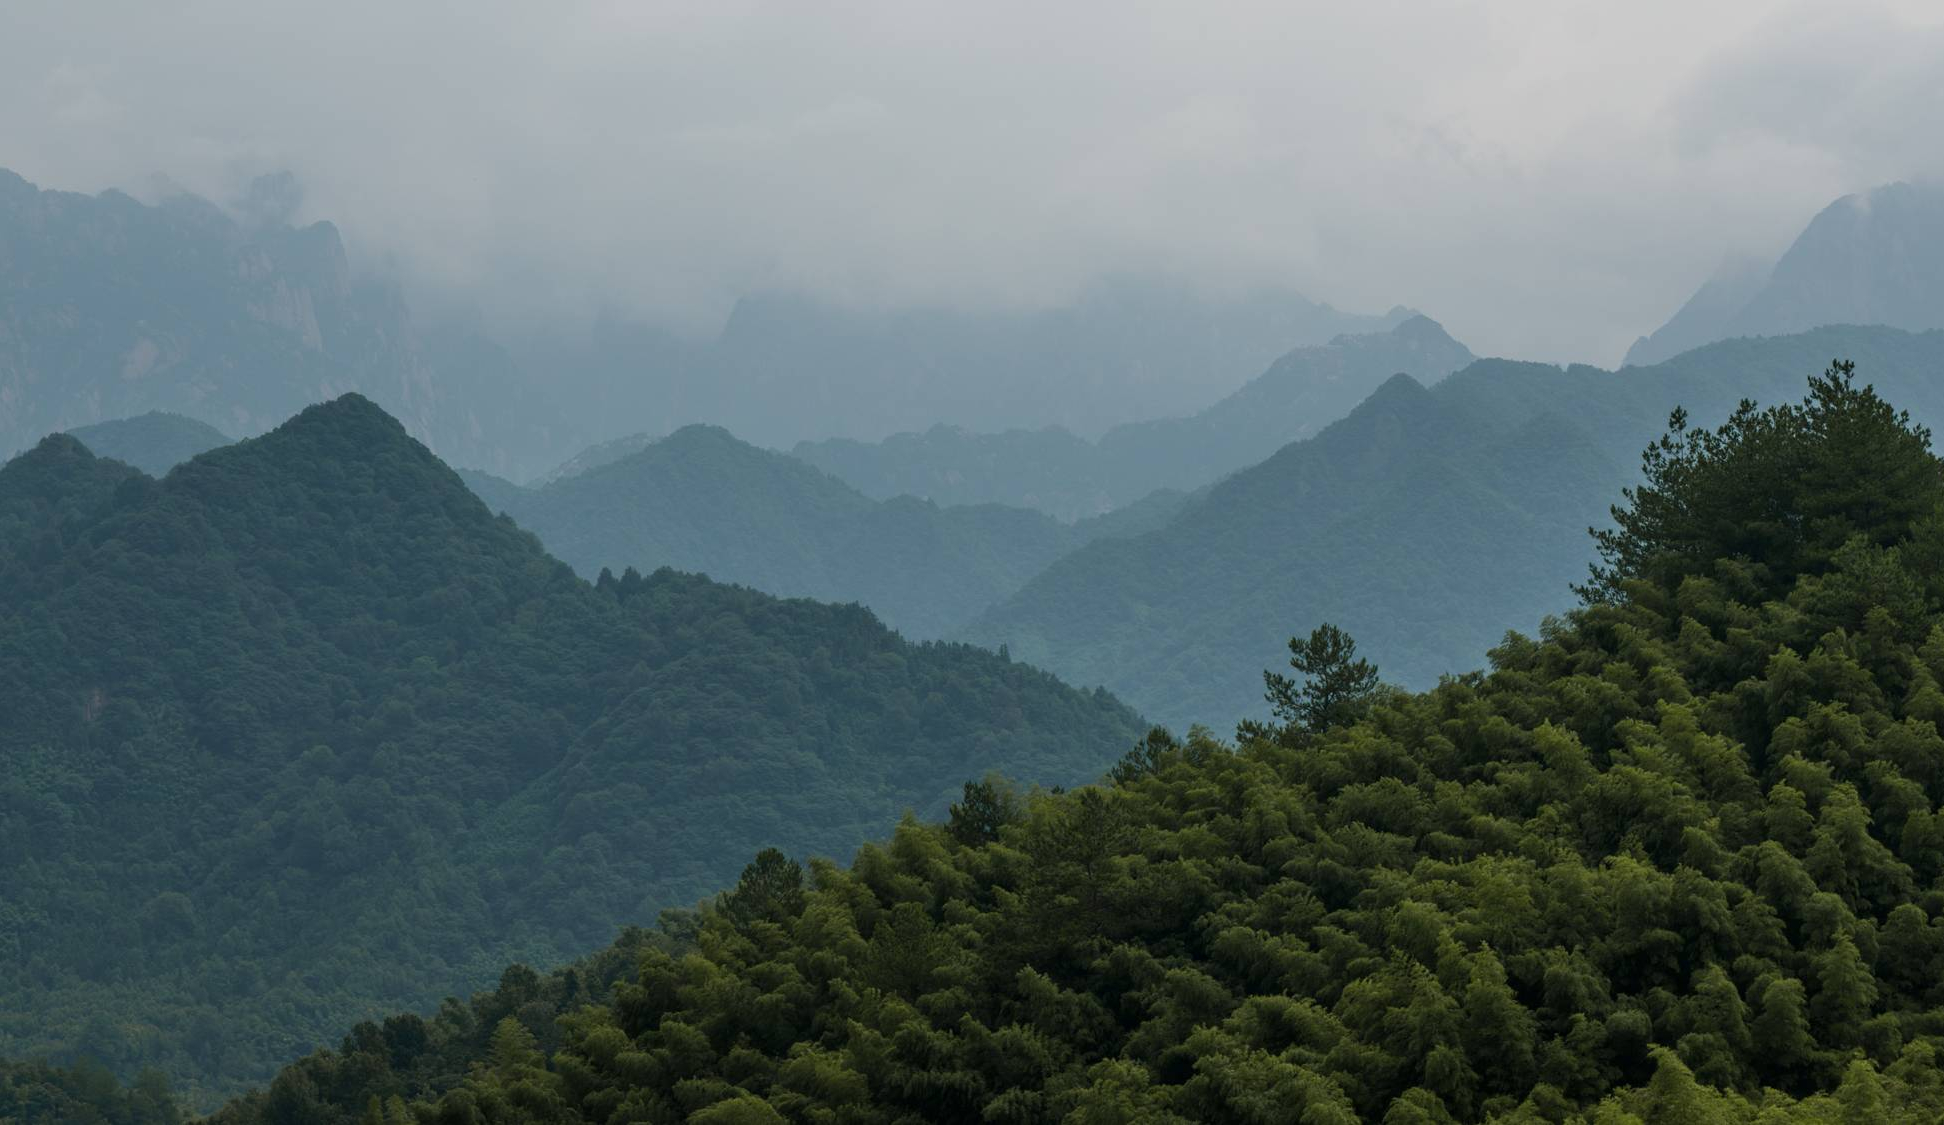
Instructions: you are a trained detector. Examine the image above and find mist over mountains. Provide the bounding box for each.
[796,314,1475,519]
[462,424,1179,639]
[5,88,1944,1119]
[1626,181,1944,365]
[0,168,1418,481]
[966,325,1944,731]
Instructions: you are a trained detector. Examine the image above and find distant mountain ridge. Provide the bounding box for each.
[1626,181,1944,366]
[964,325,1944,731]
[795,315,1474,519]
[1,167,1423,480]
[0,394,1143,1102]
[0,168,565,477]
[470,424,1186,637]
[65,412,230,476]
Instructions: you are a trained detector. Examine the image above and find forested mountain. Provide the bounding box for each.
[0,396,1143,1105]
[208,368,1944,1122]
[965,326,1944,731]
[1626,182,1944,367]
[464,425,1170,638]
[794,316,1473,519]
[66,412,231,476]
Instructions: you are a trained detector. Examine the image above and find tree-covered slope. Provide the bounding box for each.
[792,316,1473,520]
[66,412,232,477]
[0,396,1144,1106]
[965,326,1944,732]
[469,426,1150,639]
[211,367,1944,1123]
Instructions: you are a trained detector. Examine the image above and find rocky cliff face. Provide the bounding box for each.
[0,169,520,469]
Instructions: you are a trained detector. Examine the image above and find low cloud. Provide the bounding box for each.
[1,0,1938,365]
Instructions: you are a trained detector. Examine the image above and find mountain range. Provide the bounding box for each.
[794,315,1475,519]
[462,425,1187,639]
[0,168,1418,480]
[0,395,1143,1103]
[965,325,1944,731]
[1626,181,1944,366]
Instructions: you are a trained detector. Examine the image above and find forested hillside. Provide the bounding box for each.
[0,396,1144,1105]
[465,425,1171,638]
[206,365,1944,1122]
[67,412,231,476]
[794,316,1471,520]
[966,326,1944,731]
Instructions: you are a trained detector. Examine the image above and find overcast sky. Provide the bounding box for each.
[3,1,1940,364]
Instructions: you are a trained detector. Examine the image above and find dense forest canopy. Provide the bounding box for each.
[162,361,1944,1122]
[0,396,1143,1106]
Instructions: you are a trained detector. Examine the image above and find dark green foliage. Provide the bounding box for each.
[965,326,1944,732]
[0,1059,182,1124]
[1249,623,1381,740]
[66,412,232,477]
[946,776,1026,847]
[214,362,1944,1122]
[466,425,1162,638]
[1586,361,1944,602]
[0,396,1143,1106]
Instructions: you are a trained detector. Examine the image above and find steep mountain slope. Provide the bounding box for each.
[0,396,1143,1104]
[470,426,1158,638]
[0,169,563,477]
[216,370,1944,1123]
[66,412,231,476]
[966,326,1944,731]
[794,316,1473,519]
[1626,182,1944,366]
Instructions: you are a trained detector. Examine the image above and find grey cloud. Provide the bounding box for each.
[0,0,1938,366]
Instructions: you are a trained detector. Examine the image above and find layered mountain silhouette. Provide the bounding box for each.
[1,168,1421,480]
[1627,181,1944,366]
[965,325,1944,730]
[0,394,1143,1100]
[468,424,1183,638]
[66,412,230,476]
[795,315,1474,519]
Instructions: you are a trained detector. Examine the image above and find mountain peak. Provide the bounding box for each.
[10,431,98,468]
[1389,313,1456,346]
[1628,181,1944,365]
[1367,370,1431,401]
[276,392,410,440]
